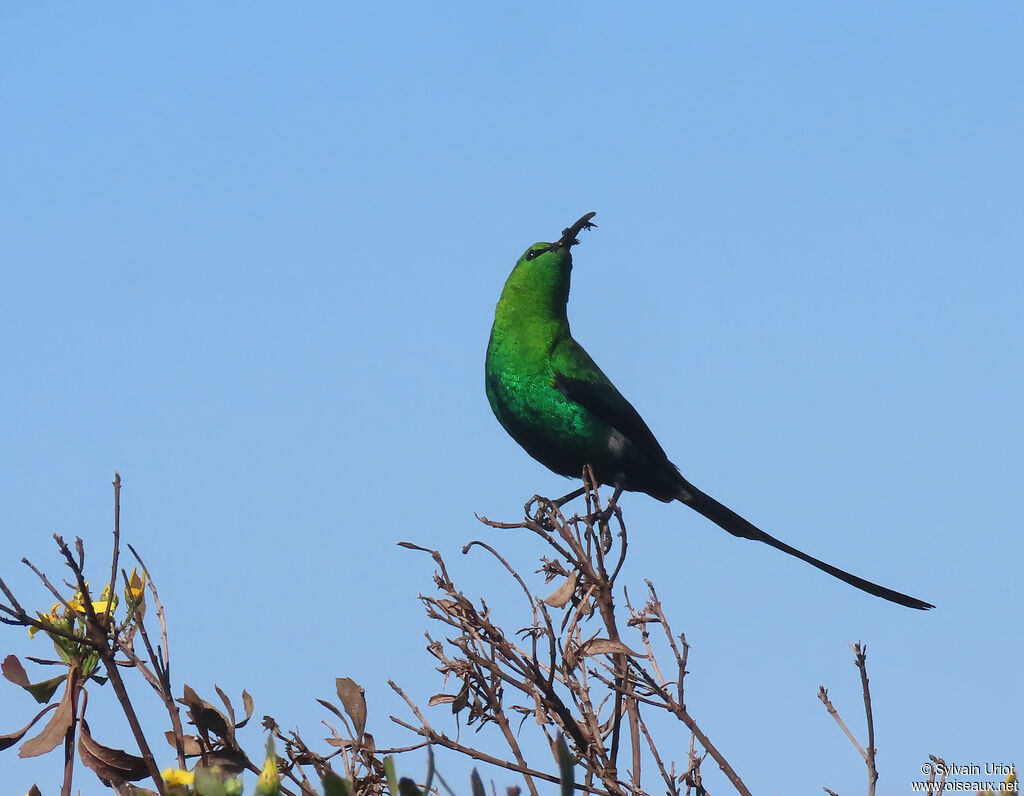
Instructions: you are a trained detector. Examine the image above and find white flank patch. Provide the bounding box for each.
[607,429,628,457]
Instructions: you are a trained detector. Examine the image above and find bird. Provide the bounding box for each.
[484,212,933,610]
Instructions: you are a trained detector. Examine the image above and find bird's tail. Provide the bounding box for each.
[678,482,934,610]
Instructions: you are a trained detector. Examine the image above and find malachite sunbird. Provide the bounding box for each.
[485,212,933,610]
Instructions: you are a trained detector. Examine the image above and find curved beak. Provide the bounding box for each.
[554,212,597,249]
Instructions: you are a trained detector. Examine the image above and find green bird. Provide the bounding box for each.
[485,212,933,610]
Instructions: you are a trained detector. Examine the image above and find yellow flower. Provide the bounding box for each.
[257,750,280,795]
[125,567,146,606]
[68,582,89,609]
[69,593,118,619]
[28,610,56,639]
[162,767,195,786]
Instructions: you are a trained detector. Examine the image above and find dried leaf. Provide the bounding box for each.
[317,697,349,724]
[2,655,29,686]
[196,748,247,774]
[179,684,232,742]
[428,693,457,707]
[579,638,642,658]
[165,730,203,756]
[19,689,73,757]
[0,703,58,751]
[238,690,255,728]
[78,719,150,784]
[542,573,578,608]
[2,655,66,704]
[335,677,367,738]
[215,684,235,726]
[533,693,546,726]
[451,681,470,714]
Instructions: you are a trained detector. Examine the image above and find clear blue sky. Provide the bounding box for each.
[2,4,1021,794]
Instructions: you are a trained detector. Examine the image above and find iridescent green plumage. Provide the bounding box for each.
[485,212,933,610]
[485,215,683,500]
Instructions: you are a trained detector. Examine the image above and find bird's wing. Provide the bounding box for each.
[552,370,674,470]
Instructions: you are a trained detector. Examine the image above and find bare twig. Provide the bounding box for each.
[394,481,752,796]
[926,755,949,795]
[851,643,877,796]
[103,472,121,629]
[817,687,867,760]
[818,643,881,796]
[56,533,166,793]
[126,544,187,768]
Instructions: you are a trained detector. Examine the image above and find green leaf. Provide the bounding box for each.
[398,777,423,796]
[323,772,352,796]
[194,765,229,796]
[424,745,435,796]
[470,768,485,796]
[384,756,399,796]
[555,734,574,796]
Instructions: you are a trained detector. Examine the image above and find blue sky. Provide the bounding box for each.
[1,4,1021,794]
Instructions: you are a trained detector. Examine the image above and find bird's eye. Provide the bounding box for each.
[525,247,548,261]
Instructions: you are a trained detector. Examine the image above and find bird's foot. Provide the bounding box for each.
[596,486,623,553]
[596,509,614,552]
[527,486,588,531]
[526,494,561,531]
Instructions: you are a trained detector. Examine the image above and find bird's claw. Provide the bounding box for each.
[526,494,560,531]
[597,505,615,553]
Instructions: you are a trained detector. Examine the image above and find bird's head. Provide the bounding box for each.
[515,212,597,273]
[495,213,598,320]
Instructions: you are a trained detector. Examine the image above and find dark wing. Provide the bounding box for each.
[553,372,675,470]
[555,357,933,608]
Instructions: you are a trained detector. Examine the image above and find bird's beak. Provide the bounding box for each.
[554,212,597,250]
